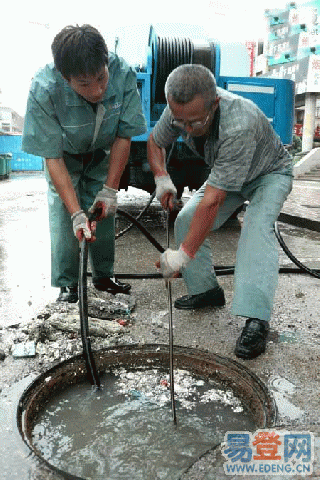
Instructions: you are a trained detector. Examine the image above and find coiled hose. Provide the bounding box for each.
[154,36,194,104]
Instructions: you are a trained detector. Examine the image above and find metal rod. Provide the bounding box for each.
[166,211,177,425]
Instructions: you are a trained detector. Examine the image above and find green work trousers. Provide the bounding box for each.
[45,151,115,287]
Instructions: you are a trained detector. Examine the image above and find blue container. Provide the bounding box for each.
[7,154,12,174]
[218,76,295,145]
[0,154,8,178]
[0,135,43,171]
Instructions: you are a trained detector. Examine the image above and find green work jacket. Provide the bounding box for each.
[22,52,146,158]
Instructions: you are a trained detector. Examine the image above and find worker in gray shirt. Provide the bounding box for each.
[147,64,293,360]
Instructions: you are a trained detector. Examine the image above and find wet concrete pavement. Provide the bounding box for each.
[0,172,320,479]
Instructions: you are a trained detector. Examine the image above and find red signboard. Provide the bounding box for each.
[295,123,320,138]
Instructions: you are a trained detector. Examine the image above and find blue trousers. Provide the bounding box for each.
[45,152,115,287]
[175,171,293,322]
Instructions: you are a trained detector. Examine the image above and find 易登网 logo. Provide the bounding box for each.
[222,430,314,476]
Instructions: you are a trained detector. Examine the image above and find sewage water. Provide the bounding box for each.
[31,367,256,480]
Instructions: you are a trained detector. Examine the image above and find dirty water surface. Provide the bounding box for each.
[31,367,255,480]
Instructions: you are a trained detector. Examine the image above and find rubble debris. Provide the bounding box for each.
[3,291,136,365]
[48,313,124,337]
[12,341,36,358]
[86,288,136,319]
[35,290,135,321]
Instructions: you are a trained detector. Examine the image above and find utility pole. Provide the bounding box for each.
[302,92,317,152]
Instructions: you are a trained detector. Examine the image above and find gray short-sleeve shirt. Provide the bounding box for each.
[152,87,292,192]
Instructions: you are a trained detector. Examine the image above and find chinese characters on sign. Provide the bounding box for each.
[223,430,314,476]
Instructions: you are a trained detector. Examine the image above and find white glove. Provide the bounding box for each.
[154,175,177,203]
[160,246,192,279]
[89,185,117,217]
[71,210,92,240]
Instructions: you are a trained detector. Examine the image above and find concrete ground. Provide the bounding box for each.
[0,172,320,480]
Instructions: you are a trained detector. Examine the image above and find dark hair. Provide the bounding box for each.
[165,64,217,109]
[51,24,108,78]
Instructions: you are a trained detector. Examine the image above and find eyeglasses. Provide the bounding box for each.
[170,110,212,131]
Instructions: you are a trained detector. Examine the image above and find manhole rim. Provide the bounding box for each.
[17,343,278,480]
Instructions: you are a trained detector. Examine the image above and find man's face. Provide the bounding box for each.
[168,94,219,137]
[67,66,109,104]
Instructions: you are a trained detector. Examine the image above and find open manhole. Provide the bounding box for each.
[17,344,277,480]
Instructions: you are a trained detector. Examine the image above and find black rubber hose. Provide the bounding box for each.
[115,190,156,240]
[79,215,102,389]
[155,36,193,103]
[89,212,320,280]
[114,213,320,278]
[88,210,320,280]
[117,208,165,253]
[274,221,320,279]
[116,143,175,240]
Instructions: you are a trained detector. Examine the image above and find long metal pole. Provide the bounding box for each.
[166,211,177,424]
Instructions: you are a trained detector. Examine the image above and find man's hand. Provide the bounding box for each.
[154,175,177,210]
[158,246,192,279]
[71,210,96,242]
[89,186,117,220]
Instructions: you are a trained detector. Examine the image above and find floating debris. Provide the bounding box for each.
[111,367,244,412]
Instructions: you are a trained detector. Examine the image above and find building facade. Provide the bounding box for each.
[255,1,320,150]
[0,106,24,135]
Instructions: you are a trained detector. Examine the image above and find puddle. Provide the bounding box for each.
[274,329,320,346]
[31,367,256,480]
[0,375,38,480]
[268,375,304,421]
[278,331,299,344]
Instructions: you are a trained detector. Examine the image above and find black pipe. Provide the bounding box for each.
[116,143,175,240]
[114,214,320,278]
[87,215,320,280]
[274,221,320,279]
[117,208,165,253]
[79,238,101,389]
[79,210,103,390]
[115,191,156,240]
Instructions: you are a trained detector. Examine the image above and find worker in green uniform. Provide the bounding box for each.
[22,24,147,303]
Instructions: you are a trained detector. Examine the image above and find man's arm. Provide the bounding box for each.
[182,184,227,258]
[89,136,131,220]
[147,133,176,210]
[46,157,95,242]
[105,136,131,189]
[45,158,81,215]
[147,132,168,177]
[159,184,227,278]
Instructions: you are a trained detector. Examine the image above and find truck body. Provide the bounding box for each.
[118,25,295,196]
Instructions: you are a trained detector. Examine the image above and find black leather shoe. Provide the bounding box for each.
[93,277,131,295]
[57,286,78,303]
[174,286,225,310]
[235,318,269,360]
